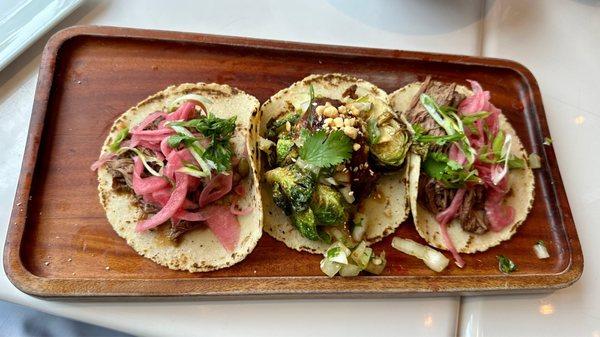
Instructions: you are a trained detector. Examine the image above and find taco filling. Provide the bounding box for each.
[92,95,251,251]
[404,78,527,267]
[261,83,410,248]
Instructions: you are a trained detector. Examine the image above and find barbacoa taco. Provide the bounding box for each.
[91,83,262,272]
[259,74,411,255]
[389,77,534,267]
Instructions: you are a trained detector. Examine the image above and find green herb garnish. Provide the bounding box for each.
[420,94,476,167]
[202,139,234,172]
[412,124,463,146]
[299,130,353,168]
[109,127,129,152]
[497,255,517,274]
[173,114,237,139]
[167,134,196,148]
[422,151,480,188]
[543,137,553,146]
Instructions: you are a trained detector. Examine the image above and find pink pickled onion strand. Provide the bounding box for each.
[130,128,174,136]
[131,112,166,132]
[230,203,253,216]
[166,101,195,121]
[435,189,467,268]
[199,173,233,207]
[146,188,196,209]
[203,205,240,252]
[448,143,466,166]
[132,157,169,195]
[174,209,212,222]
[456,81,515,233]
[136,173,189,232]
[160,136,172,157]
[90,153,116,171]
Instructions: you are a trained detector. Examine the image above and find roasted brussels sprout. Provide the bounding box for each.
[266,112,300,139]
[365,99,410,167]
[311,184,349,226]
[265,164,315,213]
[276,135,298,165]
[292,208,320,241]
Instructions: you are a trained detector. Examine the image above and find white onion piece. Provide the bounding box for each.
[320,259,341,278]
[391,237,449,272]
[533,242,550,259]
[339,263,362,277]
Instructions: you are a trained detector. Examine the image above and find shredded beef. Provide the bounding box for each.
[168,220,202,242]
[458,186,488,234]
[106,157,134,193]
[419,175,456,214]
[405,77,465,137]
[419,175,490,234]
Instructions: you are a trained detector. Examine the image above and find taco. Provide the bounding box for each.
[259,74,411,254]
[91,83,262,272]
[389,77,534,267]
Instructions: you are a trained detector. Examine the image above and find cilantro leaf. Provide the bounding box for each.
[109,127,129,152]
[167,134,196,148]
[173,114,237,139]
[423,151,480,188]
[497,255,517,274]
[202,139,233,172]
[299,130,352,168]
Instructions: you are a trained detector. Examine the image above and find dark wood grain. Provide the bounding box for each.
[3,25,583,297]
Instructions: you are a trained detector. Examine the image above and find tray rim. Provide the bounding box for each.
[3,25,583,298]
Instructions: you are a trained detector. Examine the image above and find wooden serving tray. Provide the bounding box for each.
[3,26,582,297]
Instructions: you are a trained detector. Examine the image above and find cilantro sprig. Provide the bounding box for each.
[168,113,237,173]
[422,151,480,188]
[299,130,352,168]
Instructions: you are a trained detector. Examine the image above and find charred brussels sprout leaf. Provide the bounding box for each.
[369,119,410,167]
[311,184,349,226]
[265,165,315,213]
[292,208,320,241]
[276,136,298,165]
[266,112,300,139]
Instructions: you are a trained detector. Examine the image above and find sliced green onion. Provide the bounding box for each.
[533,240,550,259]
[543,137,553,146]
[169,124,212,177]
[492,134,513,185]
[420,94,476,166]
[167,94,212,112]
[177,164,208,178]
[529,153,542,169]
[391,237,449,272]
[109,127,129,152]
[117,147,163,177]
[497,255,517,274]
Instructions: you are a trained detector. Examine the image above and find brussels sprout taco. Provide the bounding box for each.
[259,74,411,256]
[389,77,534,267]
[91,83,262,272]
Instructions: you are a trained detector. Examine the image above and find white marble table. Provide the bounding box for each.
[0,1,597,336]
